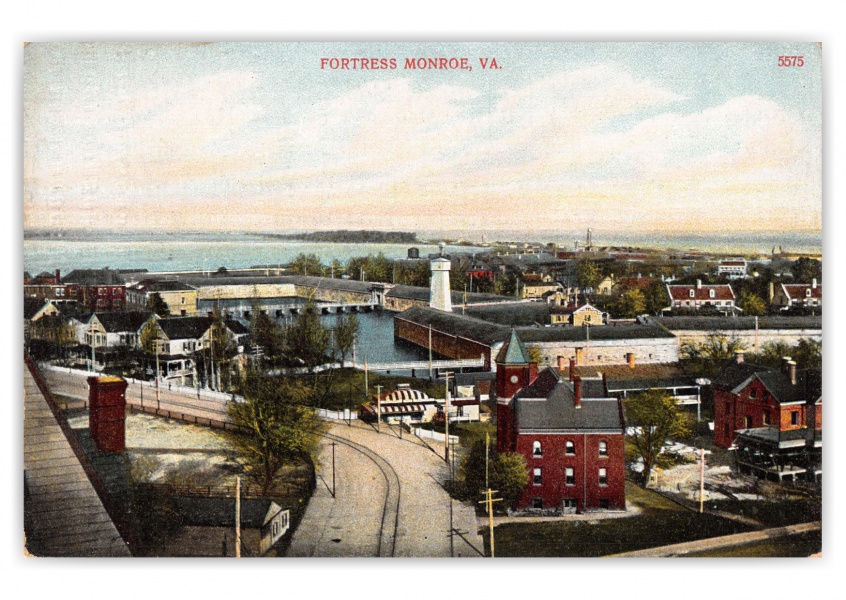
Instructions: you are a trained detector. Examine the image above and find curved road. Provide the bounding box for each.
[287,422,484,558]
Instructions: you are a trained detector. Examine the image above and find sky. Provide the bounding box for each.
[23,42,822,235]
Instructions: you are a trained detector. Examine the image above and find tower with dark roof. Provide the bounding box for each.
[496,329,538,453]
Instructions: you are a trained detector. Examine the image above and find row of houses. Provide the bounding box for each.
[25,301,249,386]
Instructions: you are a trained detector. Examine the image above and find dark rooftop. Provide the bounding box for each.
[649,316,822,331]
[516,375,622,432]
[62,269,125,286]
[465,302,551,327]
[92,311,152,333]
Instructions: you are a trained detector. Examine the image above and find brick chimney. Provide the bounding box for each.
[788,360,797,385]
[55,269,61,283]
[734,351,744,364]
[569,357,575,382]
[781,356,793,374]
[573,376,582,409]
[87,376,128,453]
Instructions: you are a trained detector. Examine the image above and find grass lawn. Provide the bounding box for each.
[709,494,822,528]
[684,531,821,557]
[488,481,754,557]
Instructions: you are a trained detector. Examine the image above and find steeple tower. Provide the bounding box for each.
[495,329,538,452]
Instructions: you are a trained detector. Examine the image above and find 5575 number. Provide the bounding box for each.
[778,56,804,67]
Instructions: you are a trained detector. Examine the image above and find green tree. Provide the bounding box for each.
[644,280,670,314]
[494,452,529,510]
[793,339,822,370]
[146,292,170,317]
[611,288,647,318]
[681,333,748,378]
[738,290,767,316]
[334,313,359,366]
[208,307,237,391]
[526,344,545,366]
[289,253,323,276]
[624,390,691,486]
[493,273,516,297]
[460,438,494,501]
[790,257,822,283]
[577,260,601,291]
[760,340,793,367]
[227,375,322,493]
[250,305,283,368]
[287,299,330,375]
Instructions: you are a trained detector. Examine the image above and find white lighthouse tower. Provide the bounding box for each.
[430,242,452,312]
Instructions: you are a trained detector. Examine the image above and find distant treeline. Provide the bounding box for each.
[265,230,418,244]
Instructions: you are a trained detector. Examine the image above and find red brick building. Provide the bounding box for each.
[496,330,626,512]
[62,269,127,312]
[713,352,821,482]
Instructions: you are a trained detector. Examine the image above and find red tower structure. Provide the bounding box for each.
[88,376,128,453]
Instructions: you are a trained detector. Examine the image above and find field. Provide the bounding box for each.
[487,481,754,557]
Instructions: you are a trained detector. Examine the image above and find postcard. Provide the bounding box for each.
[23,42,822,558]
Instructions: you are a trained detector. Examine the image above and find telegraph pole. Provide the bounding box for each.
[428,324,433,380]
[331,441,337,498]
[699,448,705,514]
[375,384,383,433]
[485,432,490,513]
[443,371,453,464]
[235,476,241,557]
[478,489,503,557]
[155,335,161,411]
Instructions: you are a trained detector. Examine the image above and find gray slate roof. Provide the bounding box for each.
[62,269,125,285]
[465,302,551,327]
[93,311,152,333]
[515,375,623,432]
[650,316,822,331]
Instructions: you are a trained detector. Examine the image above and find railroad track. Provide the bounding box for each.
[321,431,401,557]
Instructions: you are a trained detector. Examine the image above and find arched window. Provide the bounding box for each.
[565,441,575,455]
[532,441,543,457]
[689,289,695,298]
[598,441,608,456]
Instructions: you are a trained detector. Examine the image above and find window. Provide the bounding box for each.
[724,424,730,438]
[599,499,609,509]
[533,468,542,486]
[744,416,753,429]
[709,289,715,298]
[565,467,575,485]
[565,441,575,455]
[532,498,543,509]
[598,441,608,456]
[599,468,608,486]
[689,290,695,298]
[532,441,543,457]
[563,498,577,509]
[763,411,771,426]
[749,388,757,399]
[791,411,799,426]
[806,288,812,297]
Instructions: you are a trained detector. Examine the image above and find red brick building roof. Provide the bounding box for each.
[667,284,735,301]
[782,283,822,300]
